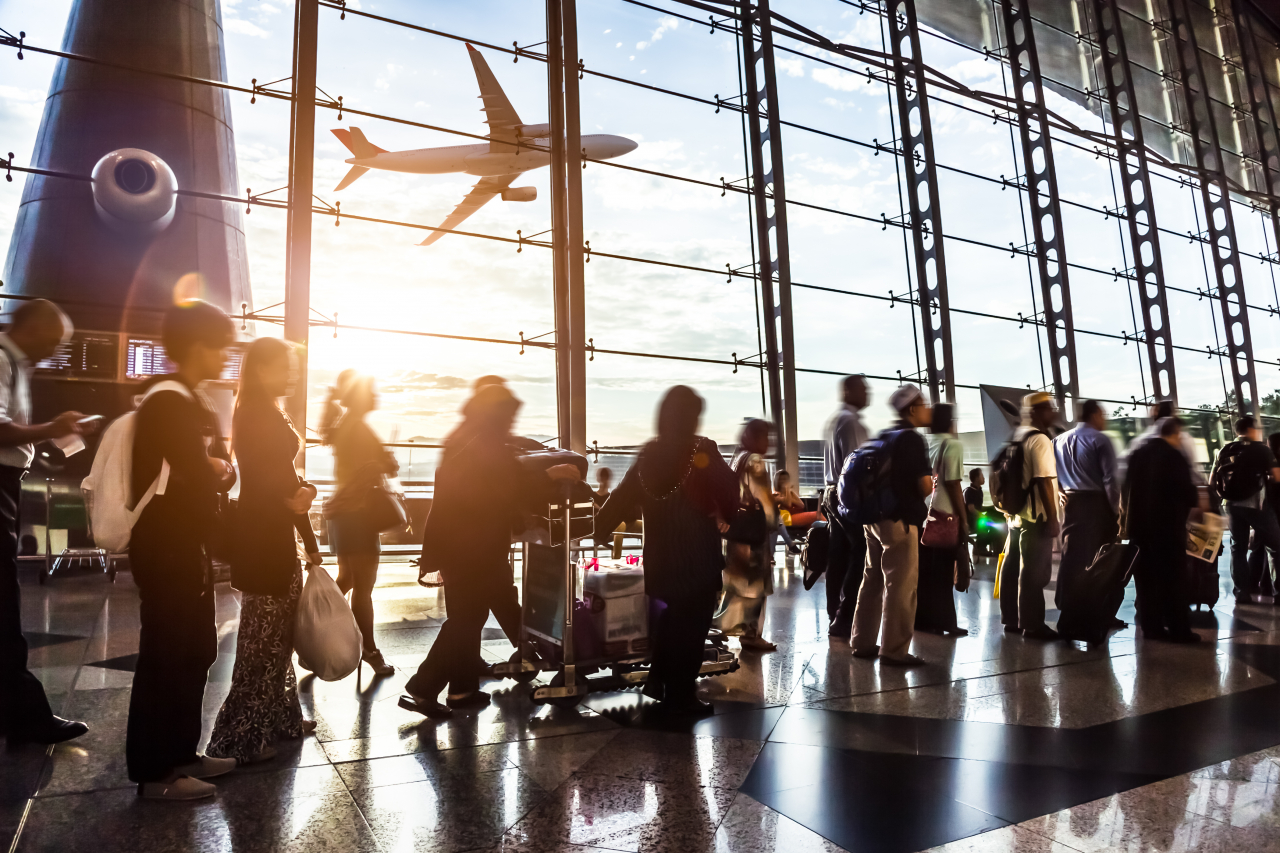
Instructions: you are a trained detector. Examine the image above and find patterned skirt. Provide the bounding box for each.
[207,569,305,762]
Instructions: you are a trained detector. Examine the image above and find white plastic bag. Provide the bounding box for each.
[294,565,363,681]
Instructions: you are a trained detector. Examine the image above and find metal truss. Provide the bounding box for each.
[1232,1,1280,254]
[1087,0,1178,405]
[740,0,799,475]
[1166,0,1259,415]
[885,0,955,404]
[998,0,1080,411]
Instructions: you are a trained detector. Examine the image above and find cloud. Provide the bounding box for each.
[380,371,472,392]
[637,16,678,50]
[811,66,862,92]
[224,18,269,38]
[775,57,805,77]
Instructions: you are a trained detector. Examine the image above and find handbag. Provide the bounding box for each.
[725,500,768,545]
[954,550,974,593]
[363,481,408,533]
[920,437,961,549]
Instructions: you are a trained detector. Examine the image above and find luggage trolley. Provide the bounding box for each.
[494,484,739,708]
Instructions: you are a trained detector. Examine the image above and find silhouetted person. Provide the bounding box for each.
[0,299,95,747]
[404,384,580,719]
[1053,400,1120,609]
[716,419,778,652]
[822,375,870,639]
[596,386,739,715]
[916,403,968,636]
[1125,417,1200,642]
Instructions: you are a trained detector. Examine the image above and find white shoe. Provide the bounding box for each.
[138,776,216,801]
[174,755,238,779]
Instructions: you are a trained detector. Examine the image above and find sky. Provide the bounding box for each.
[1,0,1277,458]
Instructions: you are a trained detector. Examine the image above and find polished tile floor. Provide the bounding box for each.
[4,549,1280,853]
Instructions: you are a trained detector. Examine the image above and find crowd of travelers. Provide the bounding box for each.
[0,297,1274,802]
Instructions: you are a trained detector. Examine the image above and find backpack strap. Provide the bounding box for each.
[137,380,196,497]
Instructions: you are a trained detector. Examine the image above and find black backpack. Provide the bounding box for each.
[801,519,830,590]
[837,429,906,526]
[989,429,1044,516]
[1211,441,1266,502]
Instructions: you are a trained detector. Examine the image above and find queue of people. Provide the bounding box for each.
[4,294,1276,802]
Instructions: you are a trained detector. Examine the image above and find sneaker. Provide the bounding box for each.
[363,650,395,677]
[174,755,237,780]
[138,776,216,801]
[881,653,926,667]
[852,645,880,659]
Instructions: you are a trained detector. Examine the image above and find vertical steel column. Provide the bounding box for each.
[885,0,956,404]
[1087,0,1179,405]
[284,0,319,464]
[562,0,587,455]
[1167,0,1259,415]
[546,0,572,447]
[740,0,798,475]
[1233,0,1280,250]
[999,0,1080,413]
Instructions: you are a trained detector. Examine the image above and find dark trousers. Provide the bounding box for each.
[126,516,217,783]
[1133,538,1192,637]
[1227,504,1280,598]
[915,544,958,632]
[647,589,718,705]
[999,521,1053,632]
[824,487,866,632]
[0,465,51,734]
[408,574,501,699]
[1056,492,1118,610]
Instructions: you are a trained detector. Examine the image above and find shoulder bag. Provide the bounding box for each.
[920,438,960,549]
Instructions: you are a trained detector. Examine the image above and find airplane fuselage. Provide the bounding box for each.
[344,133,636,177]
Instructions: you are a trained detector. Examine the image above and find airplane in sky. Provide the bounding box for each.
[331,44,638,246]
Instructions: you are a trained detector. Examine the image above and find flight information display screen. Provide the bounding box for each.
[35,333,119,379]
[125,338,244,383]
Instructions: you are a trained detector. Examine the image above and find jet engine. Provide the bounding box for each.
[516,123,551,140]
[501,187,537,202]
[90,148,178,236]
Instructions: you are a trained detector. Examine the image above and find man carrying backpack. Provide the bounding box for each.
[848,384,932,666]
[0,299,96,746]
[994,392,1061,640]
[1210,415,1280,605]
[822,375,869,639]
[126,301,238,801]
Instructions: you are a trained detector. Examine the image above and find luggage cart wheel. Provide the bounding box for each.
[510,649,539,684]
[547,672,584,709]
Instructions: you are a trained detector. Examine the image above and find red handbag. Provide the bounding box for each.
[921,508,960,548]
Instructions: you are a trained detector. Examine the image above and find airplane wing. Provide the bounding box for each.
[466,44,522,151]
[418,173,521,246]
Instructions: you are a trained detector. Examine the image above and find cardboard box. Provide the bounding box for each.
[583,566,645,599]
[584,590,648,644]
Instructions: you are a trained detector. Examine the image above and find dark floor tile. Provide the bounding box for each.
[22,632,88,650]
[84,654,137,673]
[768,707,920,756]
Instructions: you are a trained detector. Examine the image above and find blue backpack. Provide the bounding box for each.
[837,429,905,526]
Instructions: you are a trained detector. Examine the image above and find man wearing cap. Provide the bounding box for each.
[998,392,1062,640]
[850,384,933,666]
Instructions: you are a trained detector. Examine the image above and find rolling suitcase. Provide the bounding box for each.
[801,520,830,590]
[1056,542,1139,644]
[1185,551,1221,611]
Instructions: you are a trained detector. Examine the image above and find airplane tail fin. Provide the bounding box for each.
[334,165,370,192]
[331,127,387,159]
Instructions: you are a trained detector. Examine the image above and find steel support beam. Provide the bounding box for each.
[562,0,587,455]
[740,0,798,475]
[999,0,1080,413]
[1087,0,1179,405]
[284,0,319,466]
[885,0,956,404]
[1167,0,1259,415]
[1233,0,1280,255]
[546,0,573,448]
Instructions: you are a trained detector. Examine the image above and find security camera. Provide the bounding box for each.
[91,148,178,236]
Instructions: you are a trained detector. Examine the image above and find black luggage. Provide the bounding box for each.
[802,519,830,590]
[1185,551,1221,611]
[1056,542,1139,644]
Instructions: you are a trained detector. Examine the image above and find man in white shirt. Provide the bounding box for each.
[997,391,1062,641]
[0,300,95,745]
[822,375,870,639]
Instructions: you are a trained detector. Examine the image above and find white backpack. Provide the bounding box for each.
[82,381,193,552]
